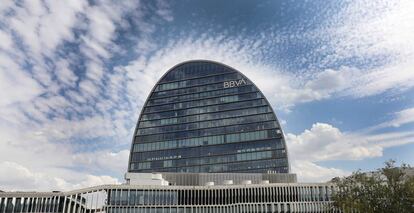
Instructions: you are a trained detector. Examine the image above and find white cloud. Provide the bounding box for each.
[287,120,414,182]
[5,0,87,57]
[0,54,44,107]
[72,150,130,174]
[304,68,356,98]
[386,107,414,128]
[0,161,118,191]
[292,161,349,183]
[54,59,79,87]
[0,30,13,50]
[0,120,125,191]
[343,61,414,97]
[85,6,116,45]
[287,123,384,162]
[0,161,69,191]
[323,0,414,97]
[365,107,414,132]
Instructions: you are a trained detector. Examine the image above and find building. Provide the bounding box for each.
[128,60,290,174]
[0,60,338,213]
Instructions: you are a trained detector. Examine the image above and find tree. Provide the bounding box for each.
[331,160,414,213]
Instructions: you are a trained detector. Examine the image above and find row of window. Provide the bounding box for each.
[141,99,267,121]
[0,197,62,213]
[155,72,239,91]
[139,106,272,128]
[151,80,236,100]
[109,190,178,205]
[132,138,285,162]
[160,62,230,83]
[137,113,275,135]
[142,149,279,166]
[145,166,289,174]
[136,121,278,143]
[144,92,261,113]
[137,162,150,170]
[105,203,328,213]
[239,167,288,174]
[236,150,274,161]
[133,129,280,153]
[238,145,275,153]
[144,146,278,164]
[135,150,280,170]
[147,84,254,106]
[158,149,285,169]
[107,185,334,207]
[132,158,288,173]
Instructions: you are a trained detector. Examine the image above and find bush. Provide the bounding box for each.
[331,160,414,213]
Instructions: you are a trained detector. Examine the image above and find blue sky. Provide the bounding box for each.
[0,0,413,191]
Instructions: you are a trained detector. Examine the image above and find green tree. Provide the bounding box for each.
[331,160,414,213]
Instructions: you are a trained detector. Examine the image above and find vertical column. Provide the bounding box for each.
[62,196,67,213]
[228,188,231,205]
[233,188,237,205]
[55,196,61,213]
[71,194,77,213]
[200,189,203,206]
[46,197,51,213]
[35,197,40,213]
[253,187,256,203]
[29,197,34,213]
[50,196,55,213]
[10,197,16,213]
[42,197,46,212]
[288,186,291,202]
[47,197,50,212]
[21,198,26,213]
[70,194,75,213]
[96,190,100,212]
[39,197,43,213]
[0,198,3,213]
[277,186,280,203]
[33,197,39,213]
[309,186,312,202]
[279,186,283,203]
[46,197,50,213]
[79,193,83,213]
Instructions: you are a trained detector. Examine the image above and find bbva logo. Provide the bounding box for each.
[223,79,247,88]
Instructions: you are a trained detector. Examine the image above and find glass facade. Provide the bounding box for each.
[128,60,290,173]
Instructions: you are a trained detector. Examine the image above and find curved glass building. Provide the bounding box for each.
[128,60,289,173]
